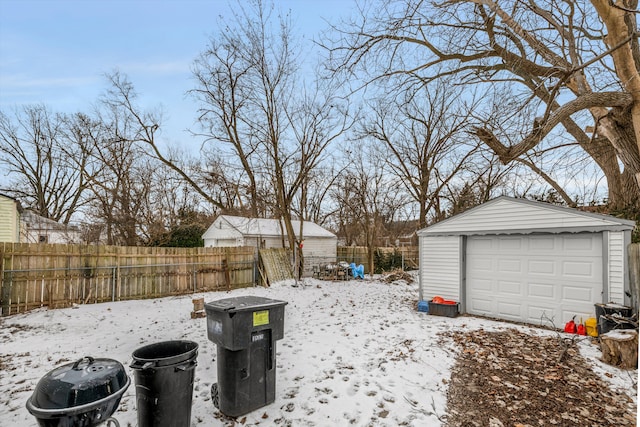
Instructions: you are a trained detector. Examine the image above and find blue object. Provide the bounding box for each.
[417,300,429,313]
[349,263,365,279]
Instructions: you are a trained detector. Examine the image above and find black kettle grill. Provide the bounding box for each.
[26,356,130,427]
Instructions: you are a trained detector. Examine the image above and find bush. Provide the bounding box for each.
[374,248,404,273]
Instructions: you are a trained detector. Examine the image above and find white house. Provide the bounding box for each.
[0,194,21,243]
[202,215,337,259]
[418,196,636,326]
[20,211,82,244]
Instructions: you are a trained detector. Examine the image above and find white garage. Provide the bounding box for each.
[418,197,636,326]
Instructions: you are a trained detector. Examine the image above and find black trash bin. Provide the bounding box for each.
[130,340,198,427]
[594,303,633,335]
[205,296,287,417]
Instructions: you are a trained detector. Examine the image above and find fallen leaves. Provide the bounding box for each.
[442,328,636,426]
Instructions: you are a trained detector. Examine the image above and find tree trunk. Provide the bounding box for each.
[592,0,640,194]
[600,330,638,369]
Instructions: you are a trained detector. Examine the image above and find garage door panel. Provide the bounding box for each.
[469,256,493,272]
[527,305,555,322]
[528,282,555,299]
[469,298,493,314]
[467,233,602,324]
[562,260,596,278]
[469,238,493,250]
[496,301,521,318]
[498,259,522,273]
[528,236,555,251]
[562,285,594,302]
[528,260,555,275]
[473,278,492,291]
[564,236,597,251]
[498,280,521,294]
[498,238,522,250]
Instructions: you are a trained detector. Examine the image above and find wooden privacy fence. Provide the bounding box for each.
[336,246,419,272]
[0,243,257,316]
[630,243,640,312]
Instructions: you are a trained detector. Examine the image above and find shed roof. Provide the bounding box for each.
[418,196,636,236]
[203,215,336,239]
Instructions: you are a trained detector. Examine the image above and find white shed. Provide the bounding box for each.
[418,196,636,326]
[20,211,81,244]
[202,215,337,259]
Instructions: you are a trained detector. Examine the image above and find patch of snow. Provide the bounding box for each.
[0,275,636,426]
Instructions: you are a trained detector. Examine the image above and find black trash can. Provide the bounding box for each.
[205,296,287,417]
[594,303,633,335]
[130,340,198,427]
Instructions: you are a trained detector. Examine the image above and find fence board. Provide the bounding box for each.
[0,243,256,316]
[630,243,639,312]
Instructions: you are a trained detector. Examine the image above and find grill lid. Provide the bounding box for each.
[29,356,129,410]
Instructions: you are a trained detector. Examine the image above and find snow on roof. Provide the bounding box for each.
[21,211,79,231]
[220,215,336,238]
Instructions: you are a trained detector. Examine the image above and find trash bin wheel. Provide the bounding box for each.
[211,383,219,409]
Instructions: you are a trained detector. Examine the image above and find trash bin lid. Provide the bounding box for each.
[205,296,287,313]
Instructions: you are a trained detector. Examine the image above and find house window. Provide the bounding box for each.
[38,235,48,243]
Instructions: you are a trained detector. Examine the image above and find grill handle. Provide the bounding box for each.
[72,356,95,370]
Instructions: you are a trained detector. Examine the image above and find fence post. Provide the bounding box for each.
[0,248,11,316]
[223,259,231,291]
[0,247,5,316]
[112,267,117,302]
[630,243,639,313]
[192,264,197,294]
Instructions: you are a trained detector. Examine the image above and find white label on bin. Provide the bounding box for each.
[252,332,265,342]
[210,320,222,335]
[253,310,269,326]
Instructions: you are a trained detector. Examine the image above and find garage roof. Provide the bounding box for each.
[418,196,636,236]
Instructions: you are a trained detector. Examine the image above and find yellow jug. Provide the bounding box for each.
[585,317,598,337]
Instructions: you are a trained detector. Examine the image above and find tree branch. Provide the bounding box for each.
[474,91,633,163]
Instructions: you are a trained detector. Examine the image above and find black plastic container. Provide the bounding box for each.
[598,315,636,335]
[130,340,198,427]
[428,301,459,317]
[205,296,287,417]
[26,357,130,427]
[594,303,633,335]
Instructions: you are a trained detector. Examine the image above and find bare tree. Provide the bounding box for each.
[325,0,640,210]
[0,105,93,223]
[332,149,409,274]
[103,71,227,213]
[190,25,261,216]
[361,80,484,227]
[192,0,352,276]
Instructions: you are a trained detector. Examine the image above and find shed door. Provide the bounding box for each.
[466,233,602,325]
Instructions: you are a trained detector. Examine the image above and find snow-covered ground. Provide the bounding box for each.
[0,275,636,426]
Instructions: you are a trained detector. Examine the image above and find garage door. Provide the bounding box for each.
[466,233,602,325]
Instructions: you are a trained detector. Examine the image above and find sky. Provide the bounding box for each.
[0,0,357,151]
[0,274,636,426]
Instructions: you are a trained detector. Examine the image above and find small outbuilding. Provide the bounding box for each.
[202,215,337,260]
[418,196,636,326]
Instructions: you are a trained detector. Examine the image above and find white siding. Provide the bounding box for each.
[303,238,337,259]
[421,197,631,235]
[0,196,19,242]
[263,237,285,249]
[204,238,238,247]
[608,231,626,303]
[419,236,461,302]
[202,219,243,241]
